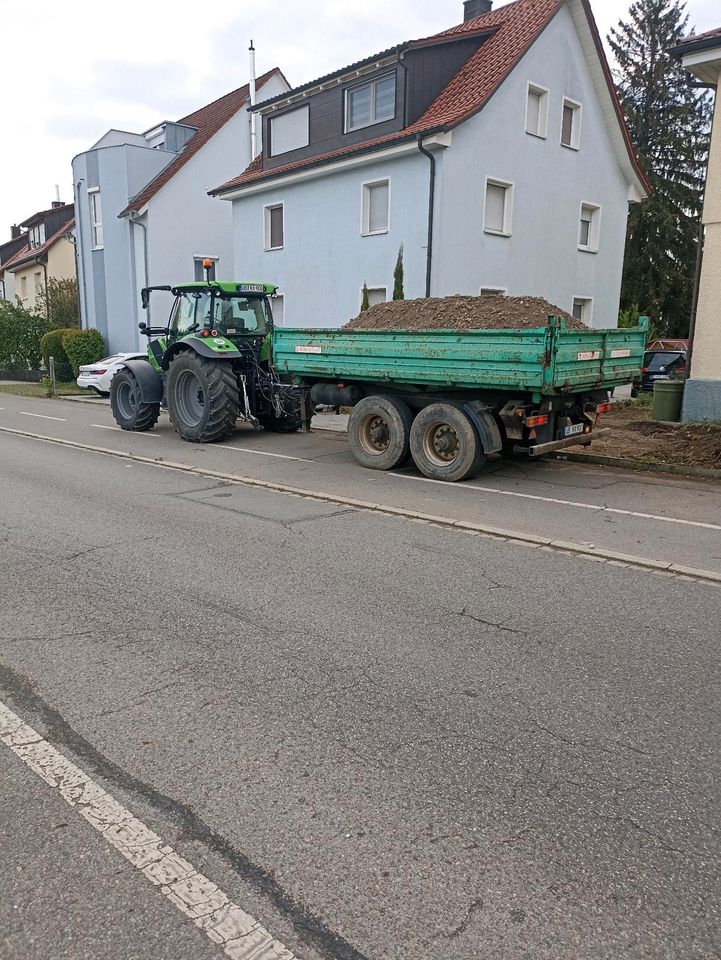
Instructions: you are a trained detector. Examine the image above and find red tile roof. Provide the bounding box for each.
[3,219,75,272]
[121,68,287,217]
[672,25,721,55]
[212,0,648,197]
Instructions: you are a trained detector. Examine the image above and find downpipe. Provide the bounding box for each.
[416,136,436,298]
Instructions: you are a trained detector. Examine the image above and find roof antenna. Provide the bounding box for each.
[249,40,258,159]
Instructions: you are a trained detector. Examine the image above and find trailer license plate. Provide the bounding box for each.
[564,423,585,437]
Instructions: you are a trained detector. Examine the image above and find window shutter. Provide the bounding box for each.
[367,183,389,234]
[270,206,284,248]
[527,91,541,135]
[485,183,507,233]
[562,104,574,146]
[270,106,310,157]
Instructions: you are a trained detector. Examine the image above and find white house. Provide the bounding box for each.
[211,0,649,330]
[72,68,290,354]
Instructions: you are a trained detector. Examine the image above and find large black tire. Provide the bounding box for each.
[110,368,160,432]
[166,352,239,443]
[348,396,413,471]
[409,403,485,482]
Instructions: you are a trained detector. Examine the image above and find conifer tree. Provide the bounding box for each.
[609,0,711,336]
[361,282,370,312]
[393,245,405,301]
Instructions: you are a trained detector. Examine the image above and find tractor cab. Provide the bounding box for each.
[167,282,275,345]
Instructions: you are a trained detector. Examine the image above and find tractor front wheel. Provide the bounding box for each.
[166,352,239,443]
[110,368,160,432]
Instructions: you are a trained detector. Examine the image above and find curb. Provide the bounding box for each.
[552,451,721,482]
[3,425,721,588]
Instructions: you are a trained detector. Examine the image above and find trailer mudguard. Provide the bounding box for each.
[162,339,242,369]
[122,358,163,403]
[463,401,503,455]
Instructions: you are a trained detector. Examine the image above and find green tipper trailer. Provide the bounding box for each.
[273,317,649,482]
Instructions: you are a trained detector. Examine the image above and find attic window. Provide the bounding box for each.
[29,223,46,248]
[270,105,310,157]
[526,83,549,138]
[345,73,396,133]
[561,99,582,150]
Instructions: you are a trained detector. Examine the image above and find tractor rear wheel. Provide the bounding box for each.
[167,352,239,443]
[111,368,160,432]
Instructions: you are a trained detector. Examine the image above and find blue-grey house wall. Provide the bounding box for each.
[227,4,640,330]
[73,144,173,353]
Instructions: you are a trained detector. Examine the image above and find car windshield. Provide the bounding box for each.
[171,292,271,337]
[645,352,683,372]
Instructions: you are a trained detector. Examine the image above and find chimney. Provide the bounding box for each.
[52,185,63,209]
[11,225,21,239]
[464,0,492,20]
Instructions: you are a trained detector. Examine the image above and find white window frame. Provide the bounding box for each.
[561,98,583,150]
[29,223,46,248]
[88,187,103,250]
[193,255,219,281]
[484,177,514,237]
[572,297,593,325]
[479,286,508,296]
[360,285,388,309]
[345,73,397,133]
[361,179,391,237]
[578,203,602,253]
[264,203,285,251]
[525,82,549,139]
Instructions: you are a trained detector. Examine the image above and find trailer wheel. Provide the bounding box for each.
[348,396,413,471]
[167,352,239,443]
[410,403,485,482]
[111,368,160,432]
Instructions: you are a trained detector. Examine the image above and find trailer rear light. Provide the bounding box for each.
[525,415,549,428]
[202,330,211,338]
[642,368,649,374]
[596,402,612,414]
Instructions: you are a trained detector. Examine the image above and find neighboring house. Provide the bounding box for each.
[72,68,290,354]
[672,27,721,421]
[211,0,649,330]
[0,202,75,312]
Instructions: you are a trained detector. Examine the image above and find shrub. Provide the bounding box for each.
[62,328,106,377]
[0,300,53,370]
[41,328,76,381]
[36,277,80,329]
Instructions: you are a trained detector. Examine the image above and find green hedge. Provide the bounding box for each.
[40,328,76,382]
[62,329,106,377]
[0,301,53,371]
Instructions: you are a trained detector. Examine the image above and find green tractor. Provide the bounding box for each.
[110,279,303,442]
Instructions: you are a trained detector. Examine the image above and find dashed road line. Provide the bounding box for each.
[0,700,299,960]
[20,411,66,422]
[216,444,314,464]
[92,424,161,438]
[392,473,721,532]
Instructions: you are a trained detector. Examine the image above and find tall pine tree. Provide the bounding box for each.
[609,0,711,336]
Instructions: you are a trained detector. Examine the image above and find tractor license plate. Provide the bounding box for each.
[564,423,585,437]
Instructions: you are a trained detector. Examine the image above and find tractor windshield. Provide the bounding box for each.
[171,291,271,338]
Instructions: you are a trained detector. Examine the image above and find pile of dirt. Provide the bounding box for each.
[344,295,588,332]
[580,404,721,470]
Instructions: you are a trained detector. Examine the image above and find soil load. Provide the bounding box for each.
[344,295,588,332]
[575,403,721,471]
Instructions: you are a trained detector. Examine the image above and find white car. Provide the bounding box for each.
[77,353,146,396]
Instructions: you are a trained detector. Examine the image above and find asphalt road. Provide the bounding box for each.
[1,396,720,959]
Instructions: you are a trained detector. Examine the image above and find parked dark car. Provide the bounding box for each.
[631,350,687,397]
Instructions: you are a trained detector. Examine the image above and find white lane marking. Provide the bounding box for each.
[393,473,721,532]
[91,424,161,438]
[216,445,314,464]
[0,700,298,960]
[20,412,66,422]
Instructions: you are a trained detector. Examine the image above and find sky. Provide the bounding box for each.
[0,0,717,237]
